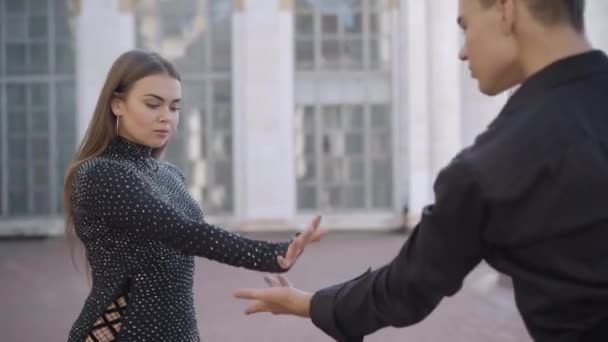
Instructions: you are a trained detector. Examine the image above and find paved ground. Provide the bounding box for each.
[0,232,531,342]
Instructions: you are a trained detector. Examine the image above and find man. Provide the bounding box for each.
[235,1,608,341]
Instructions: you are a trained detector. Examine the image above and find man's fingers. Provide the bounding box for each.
[245,300,271,315]
[234,288,267,300]
[277,275,292,287]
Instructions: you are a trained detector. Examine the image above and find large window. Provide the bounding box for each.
[295,104,393,211]
[135,0,234,214]
[0,0,77,218]
[294,0,392,70]
[294,0,395,212]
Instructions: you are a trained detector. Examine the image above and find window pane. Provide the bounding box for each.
[29,43,49,74]
[29,15,47,39]
[322,14,338,35]
[371,104,390,127]
[295,39,314,70]
[343,12,362,34]
[55,41,75,74]
[8,110,27,134]
[6,0,26,13]
[31,110,49,133]
[322,105,341,129]
[297,185,316,210]
[296,158,316,182]
[32,136,49,161]
[6,43,27,74]
[323,158,343,184]
[320,39,340,68]
[344,185,365,208]
[343,38,363,69]
[296,13,314,36]
[372,159,392,208]
[343,105,363,130]
[370,132,391,154]
[345,132,363,155]
[7,84,26,107]
[348,159,364,182]
[30,83,49,107]
[370,37,391,69]
[6,16,27,40]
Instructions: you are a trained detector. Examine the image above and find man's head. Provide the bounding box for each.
[458,0,587,95]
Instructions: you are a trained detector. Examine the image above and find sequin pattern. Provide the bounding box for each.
[67,137,289,341]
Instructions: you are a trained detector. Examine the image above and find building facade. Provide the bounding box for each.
[1,0,607,235]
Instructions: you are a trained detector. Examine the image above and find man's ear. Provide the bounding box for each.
[498,0,517,36]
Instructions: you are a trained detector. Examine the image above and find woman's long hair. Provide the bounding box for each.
[63,50,181,270]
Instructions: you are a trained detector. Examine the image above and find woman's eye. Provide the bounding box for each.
[170,107,181,112]
[146,103,161,109]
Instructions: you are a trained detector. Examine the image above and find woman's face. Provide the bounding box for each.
[112,73,181,148]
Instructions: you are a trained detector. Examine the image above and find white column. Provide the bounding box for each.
[233,0,296,230]
[586,0,608,52]
[75,0,135,142]
[428,0,462,181]
[404,0,432,220]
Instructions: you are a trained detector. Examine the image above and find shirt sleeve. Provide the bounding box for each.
[310,158,486,341]
[72,159,289,273]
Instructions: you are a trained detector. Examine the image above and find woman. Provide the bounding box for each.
[63,49,322,341]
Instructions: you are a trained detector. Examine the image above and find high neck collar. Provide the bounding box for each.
[107,136,153,159]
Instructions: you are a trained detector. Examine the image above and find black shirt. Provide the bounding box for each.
[310,50,608,342]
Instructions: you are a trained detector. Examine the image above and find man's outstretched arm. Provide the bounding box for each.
[236,158,486,342]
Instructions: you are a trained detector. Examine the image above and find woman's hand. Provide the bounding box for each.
[277,215,324,269]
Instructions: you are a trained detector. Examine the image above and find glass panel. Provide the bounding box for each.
[7,84,27,107]
[296,158,315,182]
[370,37,391,70]
[31,110,49,133]
[297,185,316,210]
[30,83,48,107]
[8,136,27,162]
[6,0,26,13]
[321,14,338,35]
[8,110,27,134]
[372,159,392,208]
[343,12,362,34]
[322,105,341,129]
[7,15,28,40]
[327,186,341,208]
[320,39,340,68]
[370,132,391,154]
[343,105,363,130]
[303,133,315,154]
[29,15,47,39]
[212,160,233,212]
[9,191,28,215]
[302,106,315,131]
[28,0,49,13]
[371,104,390,128]
[348,159,364,182]
[212,81,231,130]
[33,163,49,187]
[32,135,49,160]
[296,13,314,36]
[6,43,27,74]
[29,43,49,73]
[343,38,363,69]
[33,189,49,214]
[344,185,365,208]
[345,132,363,155]
[295,0,313,11]
[55,41,75,74]
[323,158,343,184]
[295,39,314,70]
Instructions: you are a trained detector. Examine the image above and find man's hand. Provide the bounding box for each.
[278,215,324,269]
[234,275,313,318]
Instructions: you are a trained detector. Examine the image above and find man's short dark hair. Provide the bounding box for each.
[479,0,585,32]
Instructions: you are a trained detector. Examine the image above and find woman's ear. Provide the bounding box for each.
[111,94,125,116]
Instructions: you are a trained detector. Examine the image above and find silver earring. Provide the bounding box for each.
[115,116,120,136]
